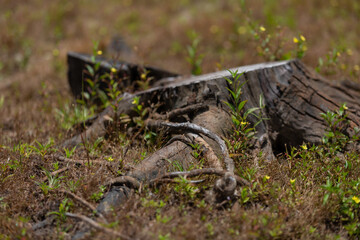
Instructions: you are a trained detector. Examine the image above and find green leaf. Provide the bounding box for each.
[237,100,247,112]
[86,64,94,76]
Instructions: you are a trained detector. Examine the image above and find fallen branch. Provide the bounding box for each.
[54,155,118,166]
[58,189,107,222]
[145,120,234,173]
[65,212,132,240]
[41,166,69,182]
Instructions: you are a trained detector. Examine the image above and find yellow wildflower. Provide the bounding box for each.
[300,35,306,41]
[265,175,270,180]
[141,73,147,79]
[343,105,348,110]
[210,25,219,34]
[293,37,299,43]
[97,50,103,55]
[336,52,341,57]
[301,144,307,150]
[111,67,117,73]
[290,179,296,184]
[352,196,360,204]
[52,48,60,57]
[346,49,353,56]
[241,121,247,125]
[106,157,114,162]
[237,26,247,35]
[259,26,266,32]
[132,99,137,104]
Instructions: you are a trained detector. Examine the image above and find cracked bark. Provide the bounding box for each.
[63,53,360,239]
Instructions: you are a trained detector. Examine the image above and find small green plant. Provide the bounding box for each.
[292,34,307,59]
[55,103,95,130]
[316,48,343,74]
[81,137,104,158]
[174,176,199,200]
[189,143,205,169]
[224,69,267,153]
[29,139,55,158]
[63,146,76,158]
[158,233,171,240]
[66,179,81,192]
[47,198,73,223]
[320,103,359,154]
[131,96,157,144]
[91,185,106,202]
[186,31,204,75]
[0,95,4,109]
[36,167,65,195]
[136,69,153,90]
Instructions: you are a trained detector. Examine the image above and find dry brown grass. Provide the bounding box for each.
[1,0,360,239]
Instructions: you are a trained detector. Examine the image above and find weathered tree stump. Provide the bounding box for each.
[63,53,360,238]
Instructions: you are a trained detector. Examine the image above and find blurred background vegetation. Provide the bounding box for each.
[1,1,360,239]
[0,0,359,80]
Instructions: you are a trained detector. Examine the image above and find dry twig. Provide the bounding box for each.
[58,189,107,222]
[65,212,132,240]
[41,166,69,182]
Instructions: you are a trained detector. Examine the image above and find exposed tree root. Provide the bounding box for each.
[104,176,141,189]
[150,168,249,187]
[145,119,234,173]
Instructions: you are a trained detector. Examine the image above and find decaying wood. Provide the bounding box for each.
[62,54,360,238]
[186,133,222,169]
[145,119,234,172]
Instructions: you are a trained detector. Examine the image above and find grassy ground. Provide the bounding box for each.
[1,0,360,239]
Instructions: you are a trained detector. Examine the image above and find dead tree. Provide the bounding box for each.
[62,53,360,238]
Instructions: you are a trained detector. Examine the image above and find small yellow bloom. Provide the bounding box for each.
[343,105,348,110]
[259,26,266,32]
[290,179,296,184]
[52,48,60,57]
[354,65,360,72]
[141,73,147,79]
[300,35,306,41]
[241,121,247,125]
[301,144,307,150]
[97,50,103,55]
[237,26,247,35]
[106,157,114,162]
[265,175,270,180]
[111,67,117,73]
[336,52,341,57]
[346,49,353,56]
[352,196,360,204]
[210,25,219,34]
[293,37,299,43]
[132,99,137,104]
